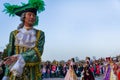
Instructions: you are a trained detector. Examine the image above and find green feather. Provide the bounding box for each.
[3,0,45,26]
[3,0,45,16]
[34,16,39,26]
[3,3,20,16]
[28,0,45,13]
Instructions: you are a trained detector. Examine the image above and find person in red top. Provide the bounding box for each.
[117,70,120,80]
[52,65,56,72]
[96,63,100,76]
[117,62,120,80]
[90,64,95,77]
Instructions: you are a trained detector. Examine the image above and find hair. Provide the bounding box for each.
[86,57,90,60]
[71,58,75,62]
[17,12,26,29]
[17,12,37,29]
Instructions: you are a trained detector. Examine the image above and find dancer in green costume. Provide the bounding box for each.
[2,0,45,80]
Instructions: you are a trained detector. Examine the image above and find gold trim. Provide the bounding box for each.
[36,30,41,46]
[23,47,27,52]
[35,65,41,80]
[15,46,19,54]
[13,30,19,55]
[33,47,41,59]
[13,30,19,36]
[25,62,40,66]
[33,30,41,61]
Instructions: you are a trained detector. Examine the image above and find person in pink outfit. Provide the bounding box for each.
[64,58,78,80]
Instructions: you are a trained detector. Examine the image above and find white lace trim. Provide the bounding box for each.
[15,27,36,48]
[10,54,25,77]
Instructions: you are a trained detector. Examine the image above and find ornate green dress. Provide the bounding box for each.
[4,28,45,80]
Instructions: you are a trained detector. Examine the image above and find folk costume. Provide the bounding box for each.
[81,65,95,80]
[2,0,45,80]
[81,57,95,80]
[103,63,117,80]
[64,60,78,80]
[103,57,117,80]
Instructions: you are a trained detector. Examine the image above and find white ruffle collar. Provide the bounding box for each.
[15,27,36,48]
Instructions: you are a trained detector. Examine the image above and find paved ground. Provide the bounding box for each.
[43,75,103,80]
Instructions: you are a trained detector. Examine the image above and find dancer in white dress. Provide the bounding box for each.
[64,59,78,80]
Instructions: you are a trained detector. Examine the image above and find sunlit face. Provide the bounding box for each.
[24,12,36,26]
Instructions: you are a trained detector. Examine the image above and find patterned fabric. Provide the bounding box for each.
[82,66,95,80]
[103,64,111,80]
[110,69,117,80]
[4,28,45,80]
[104,64,117,80]
[64,66,77,80]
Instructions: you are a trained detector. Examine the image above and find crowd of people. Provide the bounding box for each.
[0,0,120,80]
[0,55,120,80]
[40,57,120,80]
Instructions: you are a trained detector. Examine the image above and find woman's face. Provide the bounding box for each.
[24,12,36,26]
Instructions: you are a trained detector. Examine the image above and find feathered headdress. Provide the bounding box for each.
[3,0,45,26]
[3,0,45,16]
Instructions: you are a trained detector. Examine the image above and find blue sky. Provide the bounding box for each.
[0,0,120,61]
